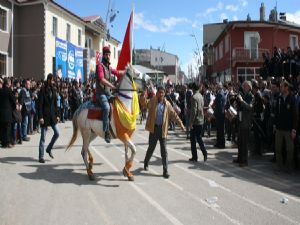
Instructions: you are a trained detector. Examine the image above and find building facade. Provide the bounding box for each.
[135,48,180,84]
[203,19,300,83]
[83,15,119,80]
[0,0,13,77]
[0,0,119,81]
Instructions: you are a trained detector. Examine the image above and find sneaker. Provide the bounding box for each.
[144,163,149,171]
[46,150,54,159]
[232,159,240,164]
[163,171,170,179]
[22,137,30,142]
[204,154,208,162]
[104,131,111,143]
[39,158,45,163]
[189,158,198,162]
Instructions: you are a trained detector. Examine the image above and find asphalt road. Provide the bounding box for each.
[1,121,300,225]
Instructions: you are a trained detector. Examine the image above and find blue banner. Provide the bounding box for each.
[55,37,67,79]
[74,46,84,82]
[67,42,76,79]
[55,38,84,82]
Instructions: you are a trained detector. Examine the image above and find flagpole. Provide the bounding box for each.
[131,4,134,65]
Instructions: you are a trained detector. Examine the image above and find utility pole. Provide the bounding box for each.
[190,30,202,83]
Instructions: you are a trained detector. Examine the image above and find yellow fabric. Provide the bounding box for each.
[114,81,140,130]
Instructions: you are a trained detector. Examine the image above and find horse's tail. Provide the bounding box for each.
[66,110,79,151]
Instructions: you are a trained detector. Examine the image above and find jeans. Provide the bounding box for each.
[12,122,21,143]
[39,123,60,160]
[144,125,168,172]
[21,114,29,139]
[96,93,110,132]
[190,124,207,160]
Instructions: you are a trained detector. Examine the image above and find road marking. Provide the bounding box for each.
[87,192,115,225]
[90,146,184,225]
[175,164,300,225]
[136,132,300,204]
[135,132,300,225]
[130,145,243,225]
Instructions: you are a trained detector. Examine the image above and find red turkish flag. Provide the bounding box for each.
[117,11,133,70]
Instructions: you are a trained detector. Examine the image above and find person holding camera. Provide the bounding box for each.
[233,81,254,167]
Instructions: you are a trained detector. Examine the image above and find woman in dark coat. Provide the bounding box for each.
[37,74,60,163]
[0,78,16,148]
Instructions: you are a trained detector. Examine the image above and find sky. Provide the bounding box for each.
[55,0,300,75]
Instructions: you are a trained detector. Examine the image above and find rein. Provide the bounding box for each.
[117,88,138,92]
[117,91,133,99]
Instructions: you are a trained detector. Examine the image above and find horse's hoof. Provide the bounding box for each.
[88,174,95,181]
[128,176,134,181]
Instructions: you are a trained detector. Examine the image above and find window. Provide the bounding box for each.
[0,6,7,32]
[0,52,7,76]
[214,47,218,62]
[114,47,116,59]
[78,29,81,46]
[66,23,71,42]
[85,37,92,49]
[244,32,260,59]
[237,67,259,81]
[52,17,57,36]
[290,35,299,50]
[225,35,229,53]
[219,41,223,59]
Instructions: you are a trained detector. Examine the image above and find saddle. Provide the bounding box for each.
[87,103,113,121]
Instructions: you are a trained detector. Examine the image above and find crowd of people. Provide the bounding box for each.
[261,46,300,79]
[1,46,300,175]
[0,75,93,150]
[140,75,300,174]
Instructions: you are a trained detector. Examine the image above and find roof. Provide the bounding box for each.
[212,20,300,47]
[133,65,165,74]
[82,15,100,22]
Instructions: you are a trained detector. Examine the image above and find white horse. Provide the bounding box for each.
[67,65,140,181]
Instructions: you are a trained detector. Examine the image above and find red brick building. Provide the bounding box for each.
[204,20,300,83]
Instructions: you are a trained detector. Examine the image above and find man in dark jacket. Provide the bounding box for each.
[233,81,254,167]
[252,81,265,156]
[274,80,297,172]
[0,78,16,148]
[20,79,32,142]
[37,74,60,163]
[69,80,82,117]
[213,82,226,148]
[188,83,207,162]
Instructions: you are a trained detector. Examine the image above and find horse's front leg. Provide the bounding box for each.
[122,139,136,181]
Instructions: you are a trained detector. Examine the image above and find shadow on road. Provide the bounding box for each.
[0,156,125,187]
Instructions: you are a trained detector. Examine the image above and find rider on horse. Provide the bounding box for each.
[96,46,125,143]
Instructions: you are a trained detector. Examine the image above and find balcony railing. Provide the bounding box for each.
[232,47,269,64]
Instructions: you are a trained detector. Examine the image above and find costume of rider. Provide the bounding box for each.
[96,46,121,143]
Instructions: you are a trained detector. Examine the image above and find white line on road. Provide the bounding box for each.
[135,133,300,225]
[136,132,300,204]
[175,164,300,225]
[90,146,184,225]
[120,144,243,225]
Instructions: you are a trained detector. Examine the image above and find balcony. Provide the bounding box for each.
[232,47,269,66]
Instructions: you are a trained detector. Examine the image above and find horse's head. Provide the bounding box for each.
[118,64,146,92]
[116,65,140,114]
[125,64,137,79]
